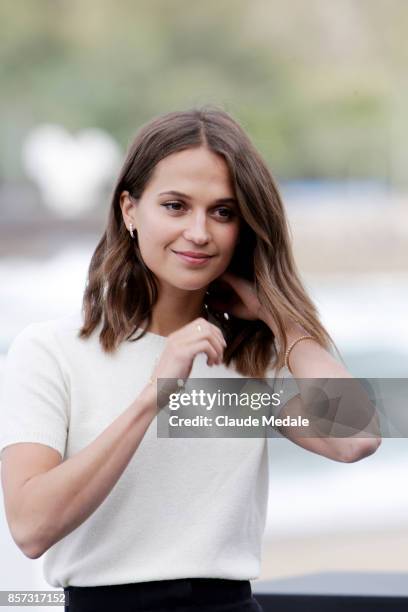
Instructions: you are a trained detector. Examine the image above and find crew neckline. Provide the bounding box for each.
[138,329,168,340]
[131,310,219,342]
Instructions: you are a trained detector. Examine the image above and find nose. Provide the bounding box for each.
[182,211,211,245]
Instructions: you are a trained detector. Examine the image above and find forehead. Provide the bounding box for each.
[145,147,235,196]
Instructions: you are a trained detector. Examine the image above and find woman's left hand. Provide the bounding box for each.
[208,271,303,342]
[207,271,266,322]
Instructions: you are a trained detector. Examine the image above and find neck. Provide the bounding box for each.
[142,287,208,337]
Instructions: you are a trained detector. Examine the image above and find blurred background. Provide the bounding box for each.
[0,0,407,604]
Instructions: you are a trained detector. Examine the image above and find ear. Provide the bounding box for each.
[119,191,137,230]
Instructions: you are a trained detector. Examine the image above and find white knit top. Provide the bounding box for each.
[0,311,288,588]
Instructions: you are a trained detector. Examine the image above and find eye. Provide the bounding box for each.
[161,201,184,212]
[216,207,235,219]
[161,201,236,221]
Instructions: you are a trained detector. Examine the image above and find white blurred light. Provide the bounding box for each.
[22,124,122,217]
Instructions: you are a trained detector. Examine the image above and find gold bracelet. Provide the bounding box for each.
[284,335,315,373]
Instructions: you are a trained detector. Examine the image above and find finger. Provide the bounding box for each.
[191,319,226,363]
[220,271,240,288]
[200,326,225,364]
[196,325,224,364]
[196,339,219,366]
[210,333,225,364]
[210,323,227,345]
[221,272,250,296]
[209,326,227,357]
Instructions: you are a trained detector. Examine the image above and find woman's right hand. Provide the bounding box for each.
[146,317,227,409]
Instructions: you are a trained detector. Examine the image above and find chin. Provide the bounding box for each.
[174,281,209,291]
[161,274,210,291]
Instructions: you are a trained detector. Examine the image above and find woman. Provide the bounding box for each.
[0,107,381,611]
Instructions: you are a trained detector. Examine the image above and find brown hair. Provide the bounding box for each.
[79,106,340,376]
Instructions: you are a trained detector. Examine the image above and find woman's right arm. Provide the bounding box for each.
[2,384,157,559]
[1,317,226,560]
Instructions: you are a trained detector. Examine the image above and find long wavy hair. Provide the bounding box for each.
[78,106,341,376]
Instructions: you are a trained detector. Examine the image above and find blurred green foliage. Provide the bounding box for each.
[1,0,407,183]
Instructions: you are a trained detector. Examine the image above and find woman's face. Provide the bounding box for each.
[120,146,241,292]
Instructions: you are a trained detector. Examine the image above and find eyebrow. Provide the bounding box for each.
[158,190,238,206]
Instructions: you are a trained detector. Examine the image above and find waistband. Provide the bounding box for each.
[64,578,252,608]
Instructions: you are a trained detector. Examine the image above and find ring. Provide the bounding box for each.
[197,324,202,332]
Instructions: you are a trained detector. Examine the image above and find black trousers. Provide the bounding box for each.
[63,578,263,611]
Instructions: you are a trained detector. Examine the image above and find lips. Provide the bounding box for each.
[172,250,213,266]
[174,251,213,259]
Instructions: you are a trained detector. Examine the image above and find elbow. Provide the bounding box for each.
[341,437,382,463]
[11,523,46,560]
[18,533,47,559]
[21,542,45,560]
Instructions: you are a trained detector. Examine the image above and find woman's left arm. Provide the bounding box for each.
[210,272,382,463]
[264,317,382,463]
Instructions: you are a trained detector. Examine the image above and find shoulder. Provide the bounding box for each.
[6,311,84,361]
[12,311,80,340]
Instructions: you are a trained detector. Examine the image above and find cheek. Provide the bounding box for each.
[221,225,240,251]
[138,217,165,247]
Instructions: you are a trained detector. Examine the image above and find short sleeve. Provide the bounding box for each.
[0,323,69,461]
